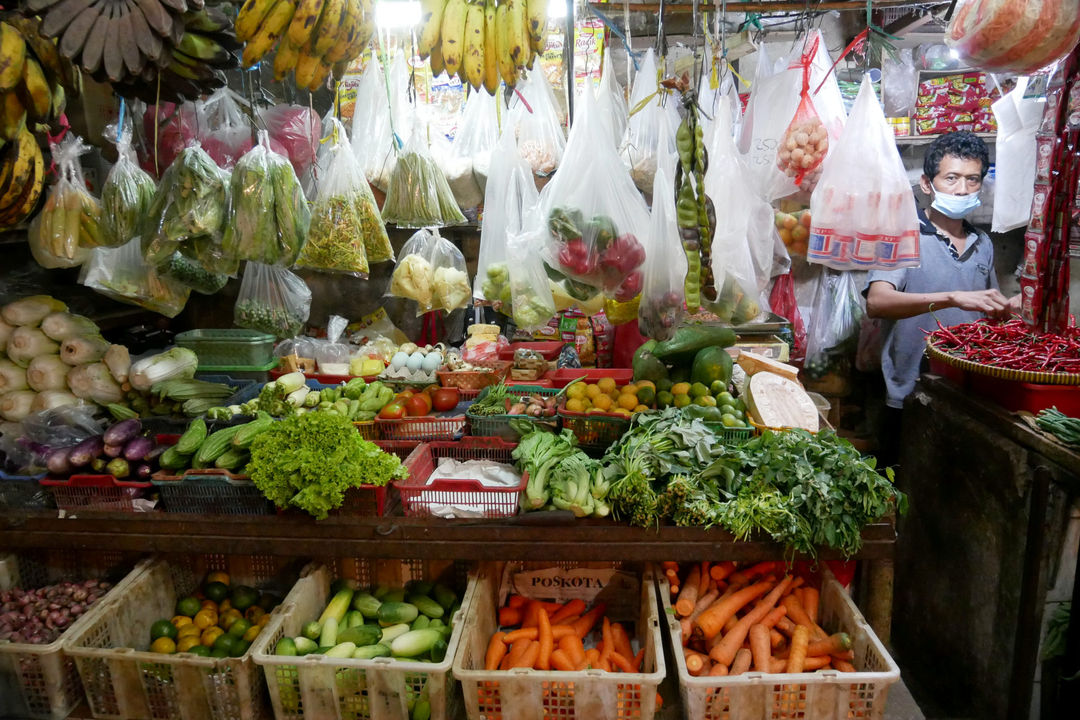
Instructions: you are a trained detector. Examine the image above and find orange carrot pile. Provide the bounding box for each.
[661,561,856,677]
[483,594,646,675]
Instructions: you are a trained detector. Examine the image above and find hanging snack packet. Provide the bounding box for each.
[222,132,310,268]
[382,125,466,228]
[234,262,312,338]
[100,124,156,248]
[80,238,190,317]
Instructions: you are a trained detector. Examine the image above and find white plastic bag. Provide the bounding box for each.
[198,88,253,170]
[992,80,1042,232]
[596,52,628,148]
[431,233,472,314]
[388,229,437,314]
[638,164,686,341]
[382,126,466,228]
[946,0,1080,74]
[351,54,396,191]
[882,48,917,118]
[80,238,190,317]
[442,91,498,209]
[234,262,312,338]
[32,136,102,269]
[507,231,556,333]
[620,48,677,193]
[803,269,864,379]
[808,76,920,271]
[510,70,566,183]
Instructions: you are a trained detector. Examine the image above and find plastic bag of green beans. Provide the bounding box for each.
[234,262,311,338]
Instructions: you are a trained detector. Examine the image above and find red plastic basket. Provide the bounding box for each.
[396,438,523,518]
[375,400,470,442]
[498,341,564,362]
[547,367,634,388]
[40,474,152,512]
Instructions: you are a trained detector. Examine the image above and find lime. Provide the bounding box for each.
[733,397,746,411]
[175,596,201,618]
[657,378,673,393]
[656,391,674,409]
[187,645,211,657]
[673,394,691,409]
[213,633,238,655]
[710,380,727,396]
[719,404,737,417]
[210,647,230,658]
[230,586,259,612]
[228,618,252,639]
[635,387,656,407]
[150,619,178,641]
[693,395,717,408]
[690,382,709,398]
[203,582,229,604]
[721,414,739,428]
[229,639,250,657]
[717,392,736,406]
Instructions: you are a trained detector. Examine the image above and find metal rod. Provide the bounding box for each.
[589,0,944,13]
[565,0,576,126]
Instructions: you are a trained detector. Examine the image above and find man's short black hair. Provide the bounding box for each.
[923,131,990,180]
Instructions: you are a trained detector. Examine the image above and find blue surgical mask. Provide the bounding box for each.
[931,189,981,219]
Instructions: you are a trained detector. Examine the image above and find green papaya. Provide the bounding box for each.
[691,346,734,388]
[654,325,737,366]
[632,340,669,384]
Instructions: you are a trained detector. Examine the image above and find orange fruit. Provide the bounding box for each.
[593,394,613,411]
[596,377,616,394]
[201,627,224,647]
[243,625,261,643]
[635,380,656,392]
[177,625,202,641]
[257,613,272,627]
[634,405,649,413]
[205,571,230,586]
[171,616,193,628]
[613,408,632,418]
[245,607,266,624]
[220,609,243,630]
[200,600,218,611]
[622,383,638,395]
[565,398,586,413]
[618,394,639,411]
[218,599,232,614]
[194,609,217,630]
[177,636,201,653]
[150,637,176,654]
[585,384,602,400]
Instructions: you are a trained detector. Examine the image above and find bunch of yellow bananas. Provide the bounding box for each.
[237,0,376,91]
[418,0,547,93]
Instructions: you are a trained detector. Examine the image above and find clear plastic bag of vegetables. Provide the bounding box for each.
[234,262,312,338]
[620,48,677,193]
[382,125,466,228]
[222,131,310,268]
[596,51,628,148]
[79,237,191,317]
[474,128,539,312]
[350,53,396,192]
[508,230,556,333]
[100,123,156,248]
[803,269,864,379]
[536,85,650,310]
[387,228,437,314]
[430,232,471,314]
[142,143,230,273]
[297,122,374,277]
[32,136,104,269]
[198,88,255,170]
[159,251,229,295]
[638,165,685,341]
[510,70,566,186]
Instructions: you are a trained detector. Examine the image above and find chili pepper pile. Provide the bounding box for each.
[928,318,1080,374]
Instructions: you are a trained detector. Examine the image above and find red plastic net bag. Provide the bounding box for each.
[777,34,830,191]
[947,0,1080,74]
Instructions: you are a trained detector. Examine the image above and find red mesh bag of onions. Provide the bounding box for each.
[776,34,830,191]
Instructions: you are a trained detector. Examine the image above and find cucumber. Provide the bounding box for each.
[320,617,338,648]
[412,700,431,720]
[301,622,321,641]
[351,592,382,619]
[378,601,418,627]
[372,585,391,600]
[379,623,411,644]
[406,580,434,597]
[337,625,382,646]
[390,629,443,658]
[411,615,430,630]
[275,637,297,656]
[324,642,357,658]
[408,595,445,619]
[159,445,190,471]
[432,584,457,611]
[293,636,318,655]
[430,635,449,662]
[175,417,207,455]
[344,610,364,629]
[381,589,406,604]
[353,643,391,659]
[428,619,444,630]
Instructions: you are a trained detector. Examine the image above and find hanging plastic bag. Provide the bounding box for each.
[316,315,351,375]
[768,273,806,362]
[992,81,1042,232]
[537,86,650,314]
[142,143,230,272]
[508,231,556,333]
[510,70,566,186]
[298,122,374,277]
[444,91,498,209]
[80,238,190,317]
[638,165,686,341]
[596,51,629,148]
[140,102,198,179]
[882,48,917,118]
[222,132,310,268]
[198,88,254,170]
[474,128,539,311]
[704,97,773,323]
[101,123,156,248]
[159,252,228,295]
[260,104,321,180]
[234,262,312,338]
[351,54,396,191]
[388,229,437,313]
[803,269,864,379]
[946,0,1080,74]
[382,125,466,228]
[430,233,472,314]
[776,34,831,191]
[32,135,105,269]
[620,48,677,194]
[808,76,920,271]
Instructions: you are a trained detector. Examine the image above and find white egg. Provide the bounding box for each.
[422,352,443,373]
[390,352,410,371]
[406,352,425,372]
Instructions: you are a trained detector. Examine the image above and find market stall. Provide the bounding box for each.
[0,0,1077,718]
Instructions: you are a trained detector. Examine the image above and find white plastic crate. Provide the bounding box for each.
[453,561,665,720]
[659,566,900,720]
[0,550,147,720]
[251,558,475,720]
[62,553,309,720]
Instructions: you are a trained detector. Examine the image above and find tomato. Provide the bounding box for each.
[378,402,406,420]
[431,387,460,412]
[404,395,430,417]
[396,390,414,401]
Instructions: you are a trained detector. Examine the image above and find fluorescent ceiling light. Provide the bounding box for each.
[377,0,421,29]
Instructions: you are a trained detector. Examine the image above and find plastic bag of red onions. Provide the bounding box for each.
[0,579,112,645]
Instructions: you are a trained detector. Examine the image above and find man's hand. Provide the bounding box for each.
[948,289,1008,314]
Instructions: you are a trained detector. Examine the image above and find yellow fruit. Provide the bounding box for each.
[257,613,272,626]
[596,377,616,394]
[585,384,602,400]
[634,405,649,413]
[171,616,193,628]
[618,394,638,411]
[565,398,585,413]
[194,609,218,630]
[243,625,261,643]
[622,383,638,395]
[245,606,266,623]
[200,600,218,611]
[176,636,201,653]
[220,609,243,630]
[635,380,656,392]
[671,382,691,396]
[592,394,612,411]
[613,408,632,418]
[201,627,225,647]
[150,637,176,654]
[566,383,586,400]
[219,599,232,614]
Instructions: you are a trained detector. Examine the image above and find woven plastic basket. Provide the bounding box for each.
[0,471,52,510]
[152,470,275,516]
[40,474,151,513]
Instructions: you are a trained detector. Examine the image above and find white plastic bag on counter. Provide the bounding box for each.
[316,315,351,375]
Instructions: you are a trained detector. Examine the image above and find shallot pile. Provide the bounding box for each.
[0,579,112,644]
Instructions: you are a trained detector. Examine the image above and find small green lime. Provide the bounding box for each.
[673,394,691,408]
[657,391,674,409]
[657,379,673,393]
[690,382,709,398]
[210,647,230,658]
[721,414,739,428]
[710,380,727,395]
[693,395,717,408]
[175,597,201,618]
[717,392,736,406]
[203,582,229,604]
[187,645,211,657]
[150,619,178,641]
[719,404,737,416]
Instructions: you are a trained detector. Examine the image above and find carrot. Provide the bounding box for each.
[832,649,855,661]
[710,575,792,666]
[558,634,586,667]
[775,616,797,636]
[549,599,586,625]
[600,618,614,664]
[571,604,606,639]
[730,647,752,676]
[785,625,810,673]
[834,659,856,673]
[549,648,576,671]
[498,607,522,627]
[485,632,508,670]
[749,624,771,672]
[683,647,708,676]
[803,587,820,625]
[584,648,600,668]
[632,648,645,672]
[696,580,773,640]
[770,629,785,649]
[710,561,737,583]
[611,623,634,661]
[675,566,701,616]
[709,662,729,676]
[509,640,540,669]
[501,638,530,669]
[661,561,679,573]
[780,595,826,640]
[536,608,553,671]
[804,632,851,657]
[722,614,739,634]
[655,692,663,709]
[680,589,720,640]
[507,595,528,609]
[729,561,777,585]
[502,627,537,644]
[769,655,832,673]
[760,605,787,629]
[609,651,635,673]
[521,600,543,629]
[556,614,580,627]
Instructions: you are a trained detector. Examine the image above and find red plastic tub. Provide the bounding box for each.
[547,367,634,388]
[395,438,522,518]
[498,341,564,362]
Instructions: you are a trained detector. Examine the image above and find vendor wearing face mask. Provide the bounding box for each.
[865,131,1019,460]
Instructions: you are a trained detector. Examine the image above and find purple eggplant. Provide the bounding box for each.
[103,444,124,458]
[68,436,104,468]
[134,464,152,480]
[45,448,71,476]
[122,436,154,462]
[103,419,142,447]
